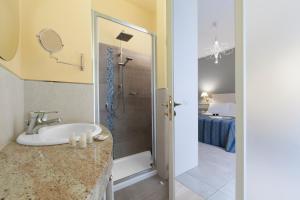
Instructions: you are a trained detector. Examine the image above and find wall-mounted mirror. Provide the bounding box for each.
[0,0,20,61]
[37,28,85,71]
[37,29,64,54]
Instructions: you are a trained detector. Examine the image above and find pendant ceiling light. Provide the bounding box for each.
[207,22,233,64]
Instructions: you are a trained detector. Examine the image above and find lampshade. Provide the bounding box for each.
[201,92,209,97]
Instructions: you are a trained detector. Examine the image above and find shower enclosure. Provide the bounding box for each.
[94,14,156,182]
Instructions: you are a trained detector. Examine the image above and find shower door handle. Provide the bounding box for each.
[105,103,109,112]
[105,103,112,113]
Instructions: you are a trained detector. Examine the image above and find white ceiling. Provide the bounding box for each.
[198,0,235,58]
[126,0,156,13]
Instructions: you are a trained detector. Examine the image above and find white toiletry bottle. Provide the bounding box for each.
[87,131,94,144]
[69,133,77,147]
[80,133,87,148]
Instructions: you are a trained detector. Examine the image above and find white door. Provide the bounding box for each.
[244,0,300,199]
[166,0,199,198]
[173,0,198,177]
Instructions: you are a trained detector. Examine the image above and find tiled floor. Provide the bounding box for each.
[175,180,204,200]
[115,175,203,200]
[115,175,168,200]
[176,143,236,200]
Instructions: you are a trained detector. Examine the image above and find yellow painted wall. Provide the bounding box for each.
[156,0,167,88]
[0,0,22,77]
[94,0,167,88]
[20,0,156,84]
[92,0,156,32]
[0,0,166,86]
[21,0,93,83]
[0,43,22,78]
[98,18,152,56]
[0,0,19,61]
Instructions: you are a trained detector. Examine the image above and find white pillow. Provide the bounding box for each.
[227,103,236,117]
[208,103,236,117]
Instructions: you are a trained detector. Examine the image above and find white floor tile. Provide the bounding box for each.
[175,181,205,200]
[177,143,236,199]
[208,191,234,200]
[177,173,217,199]
[220,181,235,198]
[187,164,231,188]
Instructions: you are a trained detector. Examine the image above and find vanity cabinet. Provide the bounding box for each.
[0,125,113,200]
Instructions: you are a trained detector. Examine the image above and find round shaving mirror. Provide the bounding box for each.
[37,29,64,54]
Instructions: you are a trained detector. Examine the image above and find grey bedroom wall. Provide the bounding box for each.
[198,49,235,94]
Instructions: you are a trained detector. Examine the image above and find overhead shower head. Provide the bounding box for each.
[116,31,133,42]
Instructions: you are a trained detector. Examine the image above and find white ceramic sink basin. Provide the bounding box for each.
[17,123,102,146]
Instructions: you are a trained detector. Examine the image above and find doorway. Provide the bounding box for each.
[165,0,242,199]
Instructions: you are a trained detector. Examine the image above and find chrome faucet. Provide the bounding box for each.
[26,111,62,135]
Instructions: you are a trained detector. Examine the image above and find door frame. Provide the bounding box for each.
[235,0,245,199]
[166,0,245,199]
[92,11,158,166]
[166,0,175,199]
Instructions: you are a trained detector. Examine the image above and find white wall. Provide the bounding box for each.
[0,67,24,150]
[245,0,300,199]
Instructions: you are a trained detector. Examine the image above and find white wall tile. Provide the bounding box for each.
[24,80,94,124]
[0,67,24,149]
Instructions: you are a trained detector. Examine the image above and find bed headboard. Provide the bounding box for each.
[212,93,236,103]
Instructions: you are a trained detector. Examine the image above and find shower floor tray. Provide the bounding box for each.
[112,151,153,181]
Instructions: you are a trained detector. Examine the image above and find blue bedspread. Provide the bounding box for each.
[198,115,236,153]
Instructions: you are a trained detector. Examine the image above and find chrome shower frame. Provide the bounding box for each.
[92,11,157,168]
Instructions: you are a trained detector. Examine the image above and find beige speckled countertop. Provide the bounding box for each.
[0,125,113,200]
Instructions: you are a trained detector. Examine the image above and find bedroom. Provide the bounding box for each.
[175,0,236,199]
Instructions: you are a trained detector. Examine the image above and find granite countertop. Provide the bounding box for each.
[0,125,113,200]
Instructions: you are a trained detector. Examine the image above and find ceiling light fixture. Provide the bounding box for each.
[207,22,233,64]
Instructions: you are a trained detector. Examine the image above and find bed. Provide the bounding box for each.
[198,93,236,153]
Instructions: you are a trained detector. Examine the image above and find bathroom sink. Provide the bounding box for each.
[17,123,102,146]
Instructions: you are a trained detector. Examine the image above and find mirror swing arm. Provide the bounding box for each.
[36,28,85,71]
[49,53,85,71]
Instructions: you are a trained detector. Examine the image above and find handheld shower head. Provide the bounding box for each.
[118,57,133,67]
[125,57,133,62]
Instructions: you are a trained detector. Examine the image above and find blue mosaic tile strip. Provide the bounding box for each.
[106,48,114,131]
